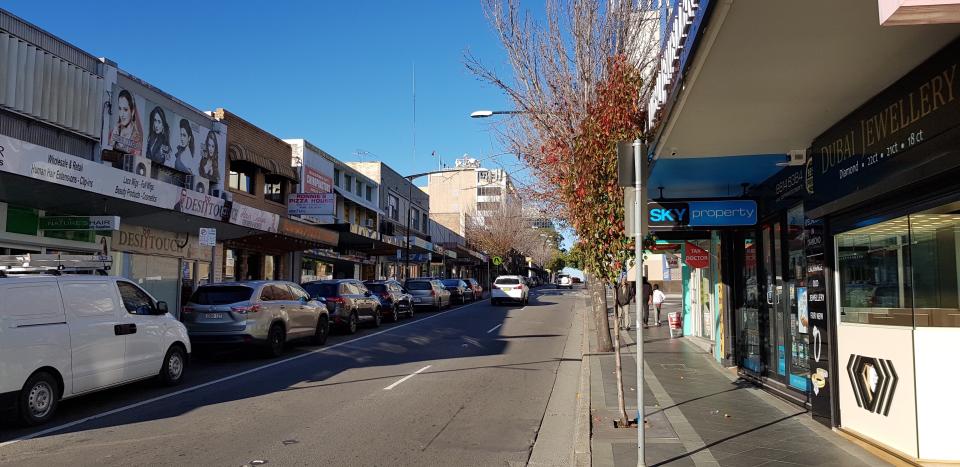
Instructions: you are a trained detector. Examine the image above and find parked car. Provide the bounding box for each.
[557,274,573,289]
[492,275,530,305]
[183,281,329,357]
[0,274,190,426]
[404,279,451,311]
[302,279,381,334]
[465,278,483,300]
[442,279,471,304]
[364,280,414,321]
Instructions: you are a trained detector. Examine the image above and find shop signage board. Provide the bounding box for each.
[111,225,211,261]
[174,188,230,222]
[230,203,280,233]
[806,37,960,213]
[199,228,216,246]
[39,216,121,231]
[103,75,227,198]
[289,140,336,224]
[684,243,710,269]
[804,219,832,425]
[649,200,757,230]
[287,193,336,216]
[278,218,338,246]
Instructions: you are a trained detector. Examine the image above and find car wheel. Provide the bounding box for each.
[371,308,382,328]
[18,371,59,426]
[433,299,441,312]
[346,311,359,334]
[313,315,330,345]
[265,323,286,358]
[159,345,186,386]
[389,306,399,323]
[407,303,415,318]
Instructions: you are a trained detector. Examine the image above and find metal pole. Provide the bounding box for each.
[633,139,646,467]
[406,183,412,279]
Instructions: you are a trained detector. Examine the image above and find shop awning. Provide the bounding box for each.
[228,143,299,183]
[327,222,399,256]
[227,217,338,253]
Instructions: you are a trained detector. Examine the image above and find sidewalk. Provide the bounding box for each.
[588,296,889,467]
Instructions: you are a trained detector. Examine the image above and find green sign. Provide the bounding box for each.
[492,256,503,266]
[39,216,121,231]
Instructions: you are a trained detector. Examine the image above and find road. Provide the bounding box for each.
[0,286,583,467]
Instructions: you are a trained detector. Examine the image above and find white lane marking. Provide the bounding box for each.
[383,365,432,390]
[486,324,502,334]
[0,299,491,448]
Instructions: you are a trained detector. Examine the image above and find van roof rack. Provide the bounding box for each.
[0,254,112,277]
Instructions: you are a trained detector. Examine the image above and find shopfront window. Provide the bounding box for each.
[838,205,960,327]
[229,162,256,194]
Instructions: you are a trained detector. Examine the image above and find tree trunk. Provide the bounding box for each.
[612,284,629,426]
[588,272,613,352]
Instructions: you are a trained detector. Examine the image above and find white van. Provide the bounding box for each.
[0,274,191,425]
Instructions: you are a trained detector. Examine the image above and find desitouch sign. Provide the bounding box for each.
[648,200,757,230]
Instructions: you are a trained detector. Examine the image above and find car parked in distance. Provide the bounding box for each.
[442,279,471,304]
[183,281,329,357]
[1,274,190,426]
[557,274,573,289]
[465,278,483,301]
[404,279,451,311]
[302,279,381,334]
[364,280,414,321]
[492,275,530,305]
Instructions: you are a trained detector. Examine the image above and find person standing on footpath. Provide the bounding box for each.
[652,284,666,326]
[642,277,653,329]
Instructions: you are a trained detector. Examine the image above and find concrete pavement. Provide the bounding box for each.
[589,295,890,467]
[0,287,582,466]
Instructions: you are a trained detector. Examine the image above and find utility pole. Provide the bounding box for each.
[633,139,646,467]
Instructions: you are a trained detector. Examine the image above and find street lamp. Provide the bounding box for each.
[470,109,525,118]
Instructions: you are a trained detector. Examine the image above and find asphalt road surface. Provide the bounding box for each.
[0,286,582,467]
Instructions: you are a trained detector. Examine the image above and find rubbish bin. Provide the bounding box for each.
[668,311,683,338]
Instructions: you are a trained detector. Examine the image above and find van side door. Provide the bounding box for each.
[59,280,126,394]
[116,281,166,381]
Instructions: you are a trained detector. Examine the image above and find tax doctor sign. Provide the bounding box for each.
[648,200,757,230]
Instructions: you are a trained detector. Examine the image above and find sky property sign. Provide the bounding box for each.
[648,200,757,230]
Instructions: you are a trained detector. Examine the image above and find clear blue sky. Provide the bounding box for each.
[5,0,523,177]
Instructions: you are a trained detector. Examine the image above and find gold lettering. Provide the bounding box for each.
[890,101,900,134]
[920,82,933,117]
[931,75,947,109]
[944,64,957,103]
[909,91,920,124]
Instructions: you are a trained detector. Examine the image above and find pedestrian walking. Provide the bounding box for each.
[641,276,653,328]
[652,284,666,326]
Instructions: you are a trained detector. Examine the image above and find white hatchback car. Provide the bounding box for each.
[0,274,191,425]
[491,275,529,305]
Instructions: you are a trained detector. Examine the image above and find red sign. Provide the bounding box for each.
[685,242,710,269]
[650,243,681,251]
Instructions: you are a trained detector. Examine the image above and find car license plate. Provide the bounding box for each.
[501,287,511,291]
[413,297,421,303]
[206,313,224,319]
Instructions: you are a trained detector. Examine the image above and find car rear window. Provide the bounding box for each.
[303,283,338,298]
[190,286,254,305]
[365,283,387,293]
[442,279,461,286]
[405,281,431,290]
[496,278,520,285]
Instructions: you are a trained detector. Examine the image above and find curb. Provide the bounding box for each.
[573,303,592,466]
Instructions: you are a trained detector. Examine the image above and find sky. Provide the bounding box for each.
[5,0,574,249]
[4,0,526,178]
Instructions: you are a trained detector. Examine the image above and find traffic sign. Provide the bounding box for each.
[199,228,217,246]
[492,256,503,266]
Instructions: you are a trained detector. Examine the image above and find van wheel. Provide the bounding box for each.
[313,315,330,346]
[265,324,286,358]
[18,371,59,426]
[159,346,186,386]
[371,308,382,328]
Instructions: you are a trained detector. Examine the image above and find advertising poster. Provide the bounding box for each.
[103,84,226,198]
[797,286,809,334]
[289,140,335,224]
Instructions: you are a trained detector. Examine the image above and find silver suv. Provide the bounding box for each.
[182,281,329,357]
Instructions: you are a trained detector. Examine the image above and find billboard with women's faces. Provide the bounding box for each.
[103,85,226,198]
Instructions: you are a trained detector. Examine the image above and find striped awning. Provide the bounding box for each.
[228,143,300,183]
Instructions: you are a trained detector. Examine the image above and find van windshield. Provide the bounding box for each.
[190,286,254,305]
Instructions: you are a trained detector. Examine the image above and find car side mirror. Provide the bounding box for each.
[154,301,169,315]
